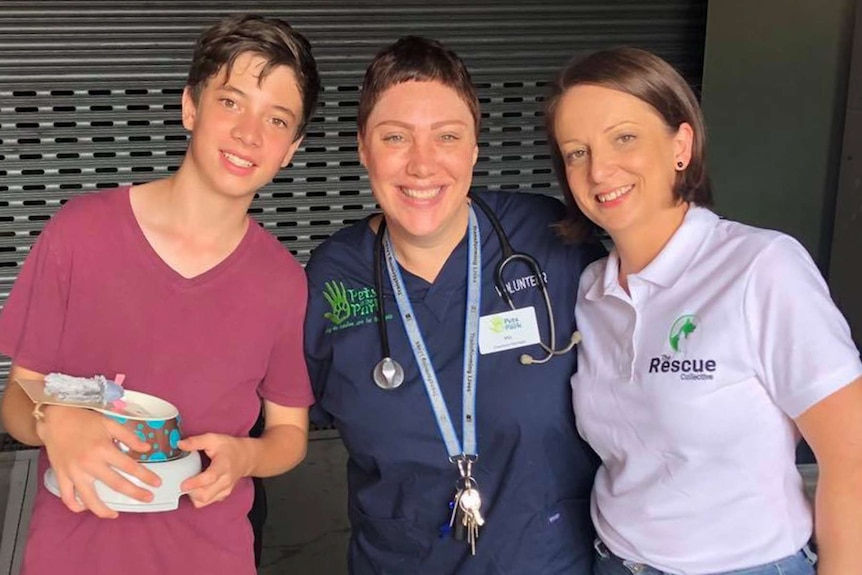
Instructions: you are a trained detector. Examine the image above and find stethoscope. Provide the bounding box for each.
[372,191,582,390]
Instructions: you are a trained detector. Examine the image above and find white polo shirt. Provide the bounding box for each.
[572,206,862,574]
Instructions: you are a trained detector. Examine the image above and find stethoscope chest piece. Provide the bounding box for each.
[373,357,405,390]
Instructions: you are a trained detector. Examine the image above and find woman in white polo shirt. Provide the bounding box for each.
[544,47,862,575]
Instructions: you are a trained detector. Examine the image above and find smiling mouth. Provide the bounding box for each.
[222,151,255,168]
[597,185,633,203]
[401,186,443,200]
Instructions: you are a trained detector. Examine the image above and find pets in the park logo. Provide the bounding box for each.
[322,280,390,333]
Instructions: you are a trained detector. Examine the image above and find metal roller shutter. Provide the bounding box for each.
[0,0,707,383]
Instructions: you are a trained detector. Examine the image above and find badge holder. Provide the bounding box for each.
[16,377,202,513]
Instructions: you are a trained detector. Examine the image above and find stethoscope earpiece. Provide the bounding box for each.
[519,331,583,366]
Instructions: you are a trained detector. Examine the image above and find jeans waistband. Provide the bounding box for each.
[593,538,817,575]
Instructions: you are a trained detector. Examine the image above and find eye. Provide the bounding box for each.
[382,133,405,143]
[565,148,588,163]
[219,98,237,110]
[439,132,461,142]
[617,133,636,144]
[270,117,289,129]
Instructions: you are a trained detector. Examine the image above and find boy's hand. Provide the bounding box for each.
[36,406,161,518]
[178,434,251,508]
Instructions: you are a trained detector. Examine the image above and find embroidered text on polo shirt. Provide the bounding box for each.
[647,314,718,380]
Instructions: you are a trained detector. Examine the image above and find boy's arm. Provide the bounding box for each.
[178,400,308,508]
[1,364,161,518]
[247,400,309,476]
[1,365,46,446]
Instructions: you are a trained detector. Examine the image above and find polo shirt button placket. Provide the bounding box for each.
[621,308,638,380]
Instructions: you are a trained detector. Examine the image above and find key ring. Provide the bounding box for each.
[456,475,478,492]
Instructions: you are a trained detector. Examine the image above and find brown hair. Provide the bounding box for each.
[186,14,321,140]
[545,47,712,241]
[358,36,480,135]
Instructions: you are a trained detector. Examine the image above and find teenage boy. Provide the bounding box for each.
[0,14,320,575]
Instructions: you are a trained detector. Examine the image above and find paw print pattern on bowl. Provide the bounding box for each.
[105,393,185,462]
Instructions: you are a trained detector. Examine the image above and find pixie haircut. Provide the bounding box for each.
[186,14,321,140]
[545,47,712,241]
[357,36,480,136]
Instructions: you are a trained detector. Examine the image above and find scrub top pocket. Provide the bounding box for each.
[349,504,430,574]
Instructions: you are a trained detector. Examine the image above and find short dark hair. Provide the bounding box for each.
[546,47,712,241]
[186,14,320,139]
[358,36,480,135]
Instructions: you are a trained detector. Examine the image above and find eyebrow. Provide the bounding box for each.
[217,84,298,120]
[603,120,637,133]
[372,119,470,130]
[559,120,639,145]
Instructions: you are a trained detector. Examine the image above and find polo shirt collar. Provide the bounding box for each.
[585,206,719,301]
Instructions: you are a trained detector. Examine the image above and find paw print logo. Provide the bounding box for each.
[323,281,351,325]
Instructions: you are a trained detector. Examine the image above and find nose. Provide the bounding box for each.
[406,139,436,178]
[588,146,616,184]
[231,112,262,148]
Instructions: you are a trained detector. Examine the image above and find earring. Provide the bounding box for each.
[676,161,684,170]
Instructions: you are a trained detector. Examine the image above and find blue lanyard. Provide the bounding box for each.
[382,206,482,459]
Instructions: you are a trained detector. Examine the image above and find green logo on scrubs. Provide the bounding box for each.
[323,281,352,325]
[669,315,698,352]
[322,280,390,332]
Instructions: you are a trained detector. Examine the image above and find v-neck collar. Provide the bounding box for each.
[121,186,255,290]
[366,203,498,324]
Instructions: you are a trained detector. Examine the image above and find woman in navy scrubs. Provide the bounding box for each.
[304,36,603,574]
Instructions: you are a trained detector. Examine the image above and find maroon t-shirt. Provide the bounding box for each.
[0,187,313,575]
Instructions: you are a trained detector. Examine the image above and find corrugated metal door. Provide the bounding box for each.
[0,0,708,383]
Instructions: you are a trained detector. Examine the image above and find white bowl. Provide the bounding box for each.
[44,450,202,513]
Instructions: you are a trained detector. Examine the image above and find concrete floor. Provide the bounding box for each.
[258,432,350,575]
[0,437,820,575]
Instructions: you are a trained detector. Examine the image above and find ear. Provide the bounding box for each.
[357,132,368,168]
[673,122,694,167]
[181,87,198,132]
[280,136,304,168]
[471,142,479,167]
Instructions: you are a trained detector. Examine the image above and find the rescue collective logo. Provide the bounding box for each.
[648,314,718,381]
[322,280,391,332]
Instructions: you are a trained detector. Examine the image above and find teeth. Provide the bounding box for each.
[402,187,442,199]
[597,185,633,203]
[223,151,253,168]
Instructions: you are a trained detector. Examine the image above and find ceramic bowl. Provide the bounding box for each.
[103,390,185,462]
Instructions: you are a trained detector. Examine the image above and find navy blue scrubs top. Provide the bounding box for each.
[304,191,604,574]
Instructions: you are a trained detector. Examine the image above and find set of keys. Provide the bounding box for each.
[448,459,485,555]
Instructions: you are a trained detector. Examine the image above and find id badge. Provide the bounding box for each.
[478,306,541,355]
